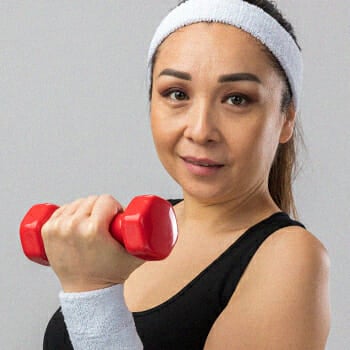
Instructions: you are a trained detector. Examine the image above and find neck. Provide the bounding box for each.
[177,184,280,235]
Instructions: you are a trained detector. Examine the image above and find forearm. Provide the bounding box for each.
[59,284,143,350]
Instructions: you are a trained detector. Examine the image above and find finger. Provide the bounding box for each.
[50,203,70,220]
[60,198,86,217]
[74,195,99,218]
[90,195,123,231]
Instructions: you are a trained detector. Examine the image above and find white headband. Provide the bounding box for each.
[147,0,303,111]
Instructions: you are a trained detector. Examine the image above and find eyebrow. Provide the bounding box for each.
[158,68,191,81]
[158,69,262,84]
[218,72,262,84]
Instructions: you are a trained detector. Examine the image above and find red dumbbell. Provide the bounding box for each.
[20,195,178,266]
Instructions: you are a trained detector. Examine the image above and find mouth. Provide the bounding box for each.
[181,156,224,168]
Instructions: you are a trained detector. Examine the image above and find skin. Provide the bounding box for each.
[131,23,330,348]
[42,22,330,348]
[42,195,145,292]
[150,23,294,229]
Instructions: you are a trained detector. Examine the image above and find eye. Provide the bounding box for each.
[224,94,250,106]
[163,89,189,101]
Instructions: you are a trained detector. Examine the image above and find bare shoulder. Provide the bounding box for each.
[259,225,330,270]
[204,225,331,349]
[235,225,330,298]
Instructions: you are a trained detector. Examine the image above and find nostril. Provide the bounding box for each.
[184,125,219,145]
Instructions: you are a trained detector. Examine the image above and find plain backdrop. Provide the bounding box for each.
[1,1,349,348]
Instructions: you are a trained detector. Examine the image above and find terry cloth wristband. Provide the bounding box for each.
[59,284,143,350]
[147,0,303,111]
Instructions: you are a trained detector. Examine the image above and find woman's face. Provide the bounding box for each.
[150,23,295,204]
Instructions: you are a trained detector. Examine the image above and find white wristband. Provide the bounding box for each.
[59,284,143,350]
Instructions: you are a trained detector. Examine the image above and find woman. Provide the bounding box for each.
[43,0,330,349]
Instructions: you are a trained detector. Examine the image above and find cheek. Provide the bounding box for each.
[150,111,181,182]
[150,100,163,147]
[231,118,281,170]
[150,106,175,161]
[253,121,282,171]
[150,114,165,156]
[150,97,183,150]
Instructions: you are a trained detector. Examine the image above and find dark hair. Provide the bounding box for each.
[149,0,304,218]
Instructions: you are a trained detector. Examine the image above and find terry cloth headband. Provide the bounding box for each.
[147,0,303,111]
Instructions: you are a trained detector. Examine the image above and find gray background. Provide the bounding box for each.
[1,1,349,348]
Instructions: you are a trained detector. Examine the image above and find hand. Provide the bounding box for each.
[41,194,145,292]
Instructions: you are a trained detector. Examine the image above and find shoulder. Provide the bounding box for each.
[253,225,330,299]
[241,224,330,313]
[235,221,330,291]
[259,224,330,270]
[204,225,331,349]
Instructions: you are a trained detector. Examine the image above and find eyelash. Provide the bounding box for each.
[161,89,251,106]
[223,94,251,106]
[162,89,189,101]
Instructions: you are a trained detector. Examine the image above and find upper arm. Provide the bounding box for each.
[204,227,331,350]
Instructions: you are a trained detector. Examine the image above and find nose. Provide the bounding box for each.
[183,99,220,144]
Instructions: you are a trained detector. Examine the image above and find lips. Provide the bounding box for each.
[182,156,224,168]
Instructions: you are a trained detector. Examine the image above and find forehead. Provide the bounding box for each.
[154,22,273,75]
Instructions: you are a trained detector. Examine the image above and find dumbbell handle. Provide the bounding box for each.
[20,195,178,265]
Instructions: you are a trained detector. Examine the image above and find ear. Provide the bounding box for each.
[279,103,296,144]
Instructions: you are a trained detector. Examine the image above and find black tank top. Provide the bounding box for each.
[43,204,305,350]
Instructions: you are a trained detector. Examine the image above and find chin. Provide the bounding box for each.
[182,183,235,204]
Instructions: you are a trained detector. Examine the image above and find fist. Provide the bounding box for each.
[41,194,145,292]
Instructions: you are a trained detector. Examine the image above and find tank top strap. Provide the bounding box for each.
[219,211,305,309]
